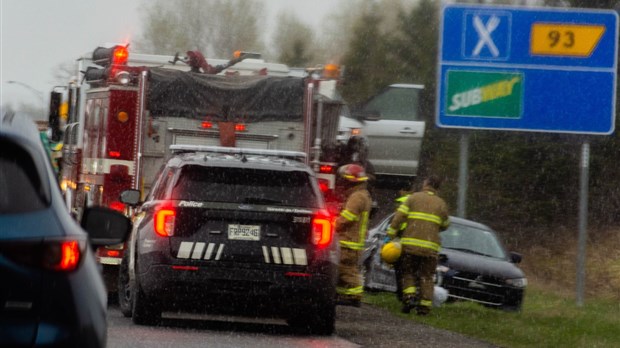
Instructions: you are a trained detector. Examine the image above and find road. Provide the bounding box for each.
[107,302,497,348]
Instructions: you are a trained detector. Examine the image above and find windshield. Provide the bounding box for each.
[441,223,507,259]
[170,165,319,208]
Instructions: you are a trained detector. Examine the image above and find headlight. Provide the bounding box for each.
[505,277,528,288]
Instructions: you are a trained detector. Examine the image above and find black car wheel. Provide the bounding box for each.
[287,299,335,335]
[131,271,161,326]
[118,252,133,318]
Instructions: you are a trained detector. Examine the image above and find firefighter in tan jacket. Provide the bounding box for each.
[334,164,372,307]
[387,175,449,315]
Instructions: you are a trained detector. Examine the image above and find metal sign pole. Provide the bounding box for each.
[457,132,470,218]
[576,141,590,307]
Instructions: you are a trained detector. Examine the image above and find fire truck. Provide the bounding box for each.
[52,44,361,286]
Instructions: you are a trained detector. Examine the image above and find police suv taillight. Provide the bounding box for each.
[311,210,333,248]
[154,208,176,237]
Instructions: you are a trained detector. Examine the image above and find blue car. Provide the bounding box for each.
[0,110,131,347]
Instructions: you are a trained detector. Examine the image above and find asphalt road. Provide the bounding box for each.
[107,302,498,348]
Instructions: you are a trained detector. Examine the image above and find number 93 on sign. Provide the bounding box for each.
[530,23,605,57]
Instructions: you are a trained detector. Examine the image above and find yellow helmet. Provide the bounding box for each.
[381,240,401,264]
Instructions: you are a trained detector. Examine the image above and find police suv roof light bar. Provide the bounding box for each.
[169,145,307,162]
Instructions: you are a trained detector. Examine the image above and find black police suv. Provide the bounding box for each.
[119,145,338,334]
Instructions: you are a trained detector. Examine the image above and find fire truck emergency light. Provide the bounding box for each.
[322,64,340,79]
[92,45,129,67]
[85,45,131,86]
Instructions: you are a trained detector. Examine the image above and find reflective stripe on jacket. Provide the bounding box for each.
[388,186,449,257]
[335,184,372,250]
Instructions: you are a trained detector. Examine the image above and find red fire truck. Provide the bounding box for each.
[52,44,360,289]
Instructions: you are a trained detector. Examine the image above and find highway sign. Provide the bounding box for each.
[437,5,618,135]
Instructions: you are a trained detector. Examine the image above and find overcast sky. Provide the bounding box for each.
[0,0,334,119]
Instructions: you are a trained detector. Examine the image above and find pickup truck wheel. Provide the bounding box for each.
[118,252,133,317]
[131,273,161,326]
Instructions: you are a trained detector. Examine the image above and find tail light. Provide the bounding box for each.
[318,178,329,193]
[319,165,335,174]
[1,239,86,272]
[154,208,176,237]
[109,201,125,212]
[235,123,247,132]
[311,210,333,248]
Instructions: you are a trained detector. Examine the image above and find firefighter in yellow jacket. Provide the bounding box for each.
[334,164,372,307]
[387,175,449,315]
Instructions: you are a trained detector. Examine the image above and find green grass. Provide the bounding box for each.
[363,284,620,348]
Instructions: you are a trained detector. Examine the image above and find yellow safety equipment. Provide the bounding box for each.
[381,239,402,264]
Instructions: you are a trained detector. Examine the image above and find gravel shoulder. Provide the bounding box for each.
[335,303,499,348]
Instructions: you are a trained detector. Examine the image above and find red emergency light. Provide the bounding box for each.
[112,46,129,65]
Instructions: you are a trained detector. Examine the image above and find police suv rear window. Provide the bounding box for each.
[170,166,319,208]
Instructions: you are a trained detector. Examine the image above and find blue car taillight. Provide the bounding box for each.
[1,238,87,272]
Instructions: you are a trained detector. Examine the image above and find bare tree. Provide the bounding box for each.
[271,11,316,67]
[208,0,265,57]
[50,60,77,86]
[136,0,265,58]
[317,0,418,64]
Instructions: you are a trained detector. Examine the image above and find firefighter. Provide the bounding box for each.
[387,175,449,315]
[391,191,411,302]
[334,163,372,307]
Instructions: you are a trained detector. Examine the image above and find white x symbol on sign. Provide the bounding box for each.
[472,15,500,57]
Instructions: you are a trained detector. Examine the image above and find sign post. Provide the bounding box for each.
[437,4,618,306]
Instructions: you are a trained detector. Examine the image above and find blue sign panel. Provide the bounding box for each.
[437,5,618,135]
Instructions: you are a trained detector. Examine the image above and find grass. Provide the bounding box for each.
[364,282,620,348]
[360,224,620,346]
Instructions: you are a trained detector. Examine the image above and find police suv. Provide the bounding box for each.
[118,145,338,334]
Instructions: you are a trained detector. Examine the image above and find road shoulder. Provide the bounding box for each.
[335,304,499,348]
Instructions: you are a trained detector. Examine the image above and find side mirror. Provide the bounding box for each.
[351,109,381,121]
[510,251,522,264]
[81,206,132,247]
[120,189,141,206]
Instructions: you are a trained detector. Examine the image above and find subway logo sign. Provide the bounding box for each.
[445,71,524,118]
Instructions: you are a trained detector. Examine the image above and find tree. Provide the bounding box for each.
[271,11,316,67]
[340,9,397,105]
[136,0,265,58]
[391,0,440,120]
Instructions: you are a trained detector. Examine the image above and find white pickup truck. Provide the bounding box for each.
[339,84,426,180]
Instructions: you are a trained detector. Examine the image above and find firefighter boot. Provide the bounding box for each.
[401,295,418,314]
[415,300,432,316]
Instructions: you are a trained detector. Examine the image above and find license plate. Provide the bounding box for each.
[228,224,261,241]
